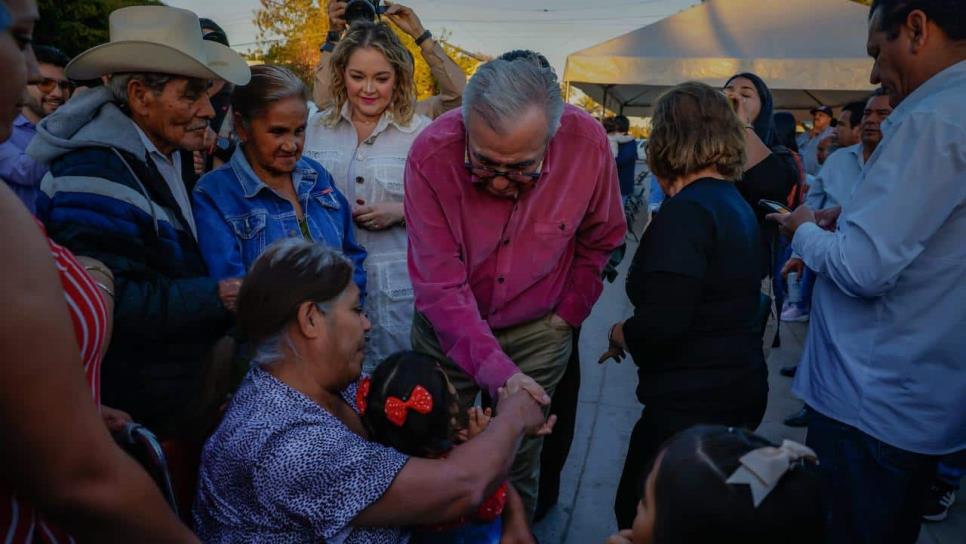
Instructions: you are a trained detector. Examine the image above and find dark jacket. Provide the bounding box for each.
[616,139,638,197]
[29,87,230,435]
[623,179,767,408]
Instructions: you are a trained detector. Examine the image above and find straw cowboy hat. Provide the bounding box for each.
[66,6,250,86]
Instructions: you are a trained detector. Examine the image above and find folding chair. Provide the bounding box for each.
[113,422,180,517]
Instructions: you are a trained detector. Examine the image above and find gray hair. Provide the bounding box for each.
[462,57,564,139]
[237,238,355,367]
[231,64,308,127]
[109,72,211,110]
[109,73,174,109]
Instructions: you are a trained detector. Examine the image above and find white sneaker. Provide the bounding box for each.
[781,305,810,322]
[923,487,957,522]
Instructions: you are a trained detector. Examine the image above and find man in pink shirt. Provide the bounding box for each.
[405,55,626,516]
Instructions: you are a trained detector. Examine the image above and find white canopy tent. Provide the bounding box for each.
[563,0,877,116]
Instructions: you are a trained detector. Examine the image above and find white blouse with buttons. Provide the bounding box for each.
[304,104,431,369]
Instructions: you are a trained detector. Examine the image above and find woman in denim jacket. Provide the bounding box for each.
[193,65,367,294]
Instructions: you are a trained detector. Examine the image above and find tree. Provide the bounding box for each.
[251,0,483,97]
[576,95,599,113]
[253,0,328,83]
[35,0,162,58]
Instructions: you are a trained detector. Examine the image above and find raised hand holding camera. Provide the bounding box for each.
[327,0,348,32]
[383,2,427,40]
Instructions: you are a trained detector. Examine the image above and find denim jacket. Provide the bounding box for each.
[192,148,367,297]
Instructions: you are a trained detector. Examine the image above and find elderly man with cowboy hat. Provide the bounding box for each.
[29,5,251,437]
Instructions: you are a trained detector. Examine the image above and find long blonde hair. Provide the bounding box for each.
[325,21,416,127]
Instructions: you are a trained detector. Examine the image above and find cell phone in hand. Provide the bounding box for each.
[758,199,791,214]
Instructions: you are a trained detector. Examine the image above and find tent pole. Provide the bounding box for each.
[601,84,612,118]
[564,81,571,103]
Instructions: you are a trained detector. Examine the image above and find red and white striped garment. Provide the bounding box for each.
[1,228,109,544]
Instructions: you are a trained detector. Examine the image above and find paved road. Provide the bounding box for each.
[532,228,965,543]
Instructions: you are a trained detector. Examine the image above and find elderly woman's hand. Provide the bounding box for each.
[353,200,404,231]
[598,321,627,364]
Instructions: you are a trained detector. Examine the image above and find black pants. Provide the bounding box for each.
[614,386,767,529]
[536,327,582,508]
[806,408,938,544]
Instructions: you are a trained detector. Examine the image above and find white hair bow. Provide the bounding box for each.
[725,439,817,507]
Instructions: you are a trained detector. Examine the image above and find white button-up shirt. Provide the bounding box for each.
[803,143,864,210]
[797,126,836,176]
[133,123,197,238]
[303,104,431,366]
[792,60,966,455]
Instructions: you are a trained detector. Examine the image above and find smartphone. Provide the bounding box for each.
[758,199,791,214]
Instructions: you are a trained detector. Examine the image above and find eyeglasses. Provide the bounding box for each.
[35,77,75,94]
[464,138,545,187]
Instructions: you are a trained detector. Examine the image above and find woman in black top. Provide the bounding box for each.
[724,73,801,279]
[604,82,769,530]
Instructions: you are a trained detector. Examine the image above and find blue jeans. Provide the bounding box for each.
[806,408,939,544]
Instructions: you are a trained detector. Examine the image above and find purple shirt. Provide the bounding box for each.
[405,106,626,395]
[0,114,47,213]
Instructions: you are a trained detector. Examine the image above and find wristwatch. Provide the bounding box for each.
[320,30,342,53]
[415,29,432,47]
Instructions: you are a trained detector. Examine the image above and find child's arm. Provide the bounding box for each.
[467,406,493,440]
[500,485,534,544]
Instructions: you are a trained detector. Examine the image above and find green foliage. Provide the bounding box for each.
[35,0,162,58]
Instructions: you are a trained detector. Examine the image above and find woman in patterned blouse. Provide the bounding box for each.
[195,239,551,543]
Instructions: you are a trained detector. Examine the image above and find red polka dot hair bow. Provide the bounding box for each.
[384,385,434,426]
[356,376,372,414]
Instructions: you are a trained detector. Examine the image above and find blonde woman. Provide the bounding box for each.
[304,21,432,368]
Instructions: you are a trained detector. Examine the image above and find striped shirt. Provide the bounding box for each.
[0,225,109,543]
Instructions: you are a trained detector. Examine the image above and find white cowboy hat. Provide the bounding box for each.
[66,6,251,86]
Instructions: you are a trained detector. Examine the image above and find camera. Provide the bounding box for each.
[345,0,387,25]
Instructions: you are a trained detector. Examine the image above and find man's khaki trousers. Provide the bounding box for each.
[412,311,573,519]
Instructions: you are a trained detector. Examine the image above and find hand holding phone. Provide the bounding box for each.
[758,199,791,214]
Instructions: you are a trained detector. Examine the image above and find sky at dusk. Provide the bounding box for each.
[166,0,699,75]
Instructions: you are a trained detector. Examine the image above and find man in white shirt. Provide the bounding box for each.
[771,1,966,541]
[779,89,894,422]
[804,91,893,212]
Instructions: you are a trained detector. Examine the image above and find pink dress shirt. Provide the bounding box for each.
[405,105,626,395]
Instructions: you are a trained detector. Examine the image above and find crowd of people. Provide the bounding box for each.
[0,0,963,543]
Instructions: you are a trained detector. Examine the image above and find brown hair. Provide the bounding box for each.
[231,64,308,127]
[647,82,746,182]
[237,238,354,350]
[186,239,353,439]
[324,21,416,127]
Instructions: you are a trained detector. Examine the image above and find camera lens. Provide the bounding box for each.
[345,0,377,25]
